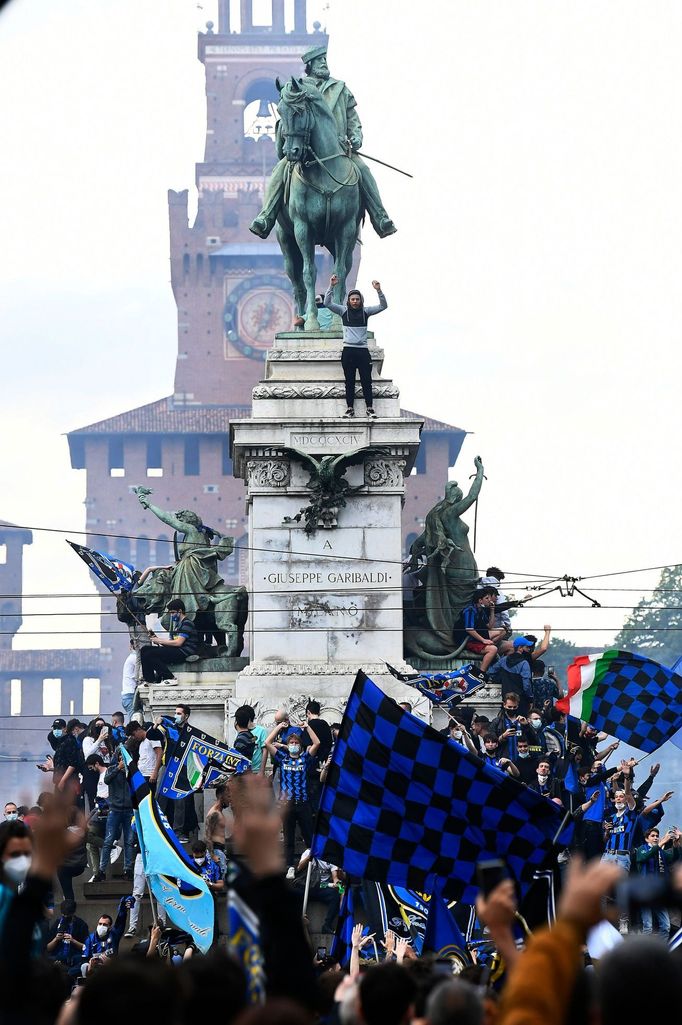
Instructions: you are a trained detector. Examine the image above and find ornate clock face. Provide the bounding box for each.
[224,275,293,360]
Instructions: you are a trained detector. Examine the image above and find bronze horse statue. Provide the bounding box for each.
[275,77,362,330]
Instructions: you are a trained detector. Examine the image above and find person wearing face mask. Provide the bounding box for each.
[601,772,638,873]
[481,734,519,778]
[157,705,199,842]
[492,693,534,763]
[52,718,87,803]
[446,718,478,757]
[489,637,535,712]
[45,898,89,974]
[190,840,224,891]
[82,718,114,814]
[265,719,322,878]
[0,820,33,946]
[81,896,131,974]
[524,708,550,758]
[3,802,18,822]
[529,759,557,799]
[513,738,538,784]
[47,717,67,753]
[140,598,199,683]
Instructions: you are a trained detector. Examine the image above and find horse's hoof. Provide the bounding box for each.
[375,218,397,238]
[249,216,271,239]
[305,317,321,331]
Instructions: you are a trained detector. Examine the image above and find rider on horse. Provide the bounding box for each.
[250,44,397,241]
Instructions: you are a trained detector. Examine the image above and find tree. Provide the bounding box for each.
[613,565,682,667]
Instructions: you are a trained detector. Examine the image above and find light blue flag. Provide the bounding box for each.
[121,747,215,953]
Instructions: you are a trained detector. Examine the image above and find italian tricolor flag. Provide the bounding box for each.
[556,651,620,720]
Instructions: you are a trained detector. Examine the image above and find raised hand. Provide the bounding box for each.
[382,927,396,957]
[395,937,412,964]
[476,878,518,931]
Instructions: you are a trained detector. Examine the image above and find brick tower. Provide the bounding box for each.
[67,3,468,711]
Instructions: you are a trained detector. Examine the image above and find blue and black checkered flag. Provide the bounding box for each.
[558,650,682,753]
[330,885,356,968]
[312,672,571,904]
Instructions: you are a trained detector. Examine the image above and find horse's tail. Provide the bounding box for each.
[404,634,470,662]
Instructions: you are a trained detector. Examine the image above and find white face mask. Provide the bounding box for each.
[451,731,462,740]
[530,719,542,730]
[96,924,109,939]
[518,752,530,759]
[174,715,184,724]
[3,854,31,886]
[615,801,626,811]
[5,812,17,821]
[538,773,549,783]
[288,745,301,756]
[194,856,206,866]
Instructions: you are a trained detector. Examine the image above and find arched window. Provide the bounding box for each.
[242,78,279,142]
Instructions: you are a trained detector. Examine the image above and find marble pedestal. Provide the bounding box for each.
[139,658,249,741]
[230,330,425,722]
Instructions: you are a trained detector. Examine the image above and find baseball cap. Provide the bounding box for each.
[513,636,534,649]
[51,718,66,729]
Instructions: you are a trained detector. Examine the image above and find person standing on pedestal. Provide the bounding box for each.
[324,275,387,419]
[264,720,321,878]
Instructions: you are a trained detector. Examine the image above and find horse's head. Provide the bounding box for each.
[277,76,337,163]
[277,77,313,163]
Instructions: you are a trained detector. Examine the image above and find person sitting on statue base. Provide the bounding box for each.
[139,600,199,683]
[451,586,506,679]
[323,273,387,419]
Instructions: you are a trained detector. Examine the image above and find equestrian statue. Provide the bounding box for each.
[250,44,397,331]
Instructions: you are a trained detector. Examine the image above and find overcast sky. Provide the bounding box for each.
[1,0,682,652]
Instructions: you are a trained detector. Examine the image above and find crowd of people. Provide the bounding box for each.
[1,562,681,1023]
[2,769,682,1025]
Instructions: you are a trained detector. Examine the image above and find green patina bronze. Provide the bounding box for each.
[250,47,396,330]
[131,488,248,657]
[282,446,388,535]
[404,457,485,662]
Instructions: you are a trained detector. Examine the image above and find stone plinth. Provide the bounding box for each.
[139,659,248,741]
[230,331,422,712]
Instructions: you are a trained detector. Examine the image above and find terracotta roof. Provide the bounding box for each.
[0,649,108,673]
[401,409,467,434]
[68,396,466,438]
[68,397,251,437]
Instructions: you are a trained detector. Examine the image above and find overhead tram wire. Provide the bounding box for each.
[0,519,563,578]
[2,583,682,600]
[7,599,682,619]
[7,521,682,585]
[0,625,678,636]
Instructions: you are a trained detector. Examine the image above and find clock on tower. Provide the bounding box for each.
[223,274,294,360]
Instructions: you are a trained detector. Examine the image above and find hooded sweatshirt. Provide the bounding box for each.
[323,286,387,346]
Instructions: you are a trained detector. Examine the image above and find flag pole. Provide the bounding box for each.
[146,877,159,928]
[301,859,313,920]
[551,807,572,847]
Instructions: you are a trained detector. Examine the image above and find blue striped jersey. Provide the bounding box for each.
[605,808,638,853]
